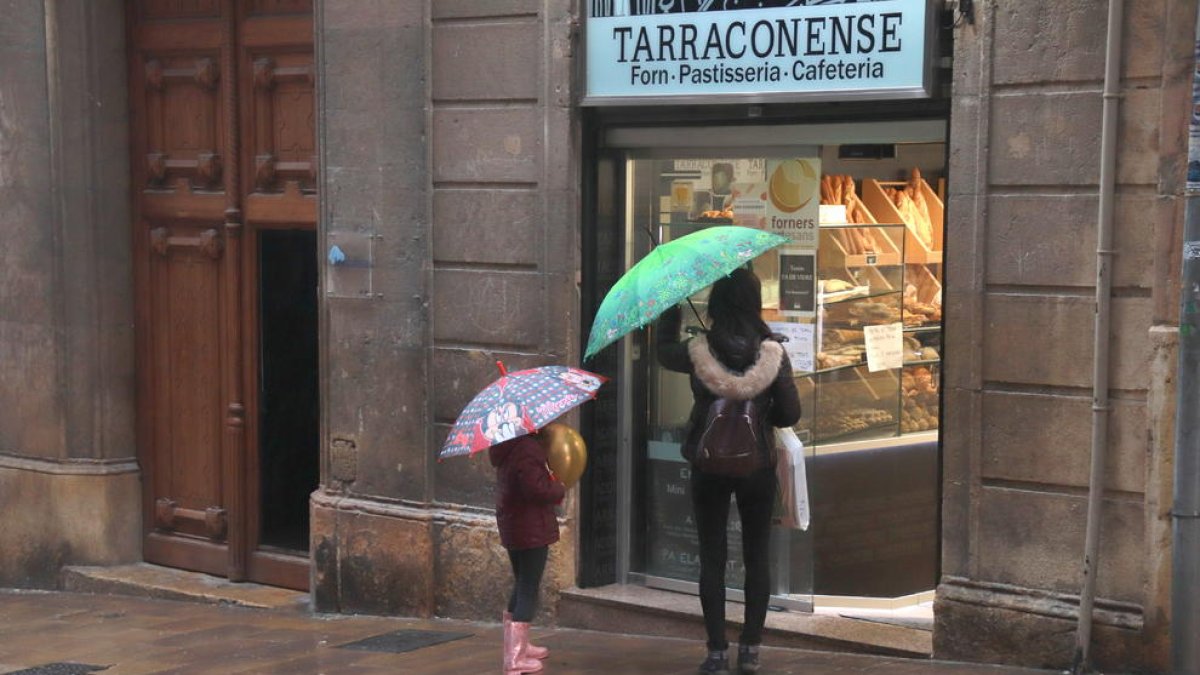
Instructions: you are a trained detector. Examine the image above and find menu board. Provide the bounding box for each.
[778,251,816,316]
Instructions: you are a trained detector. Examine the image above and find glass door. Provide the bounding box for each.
[621,154,817,611]
[600,119,947,614]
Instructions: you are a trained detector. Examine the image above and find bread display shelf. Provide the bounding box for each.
[861,178,943,265]
[821,288,899,307]
[901,364,940,434]
[906,263,942,305]
[858,366,898,399]
[818,224,903,268]
[797,172,944,448]
[802,360,911,378]
[802,361,866,376]
[819,285,872,303]
[813,419,898,444]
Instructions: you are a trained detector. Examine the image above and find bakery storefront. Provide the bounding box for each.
[578,0,949,619]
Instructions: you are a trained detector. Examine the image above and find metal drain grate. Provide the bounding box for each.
[6,664,109,675]
[337,629,474,654]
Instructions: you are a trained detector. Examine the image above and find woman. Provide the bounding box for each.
[657,267,802,675]
[490,432,566,674]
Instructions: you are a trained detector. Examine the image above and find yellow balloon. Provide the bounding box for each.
[539,422,587,489]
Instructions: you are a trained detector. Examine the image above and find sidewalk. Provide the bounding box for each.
[0,590,1052,675]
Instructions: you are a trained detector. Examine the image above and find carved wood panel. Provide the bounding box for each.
[131,0,314,588]
[131,2,233,577]
[139,0,220,20]
[248,51,315,194]
[249,0,312,15]
[141,54,225,191]
[148,223,226,541]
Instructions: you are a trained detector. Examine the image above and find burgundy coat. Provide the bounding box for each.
[489,434,565,550]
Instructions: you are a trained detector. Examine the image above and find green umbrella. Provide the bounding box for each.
[584,226,790,360]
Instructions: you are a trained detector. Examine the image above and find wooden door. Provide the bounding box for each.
[129,0,315,588]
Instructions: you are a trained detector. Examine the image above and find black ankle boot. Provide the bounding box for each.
[737,644,760,673]
[698,649,731,674]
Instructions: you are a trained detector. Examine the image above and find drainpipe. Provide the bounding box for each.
[1171,4,1200,672]
[1072,0,1123,672]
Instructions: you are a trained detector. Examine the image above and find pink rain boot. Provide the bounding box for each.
[503,620,543,674]
[504,610,549,659]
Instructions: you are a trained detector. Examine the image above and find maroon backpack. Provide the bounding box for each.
[695,397,763,477]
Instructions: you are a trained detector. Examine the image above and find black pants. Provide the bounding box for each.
[507,545,549,623]
[691,465,777,651]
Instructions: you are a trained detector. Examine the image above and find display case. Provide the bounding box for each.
[621,149,946,605]
[790,206,943,445]
[775,223,897,444]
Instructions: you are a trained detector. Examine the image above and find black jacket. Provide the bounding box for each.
[656,306,803,469]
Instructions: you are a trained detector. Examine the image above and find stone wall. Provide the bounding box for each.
[0,0,140,586]
[935,1,1192,671]
[312,0,580,620]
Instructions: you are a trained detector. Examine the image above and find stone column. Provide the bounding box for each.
[0,0,138,587]
[934,1,1192,671]
[427,0,581,620]
[312,0,581,619]
[311,0,436,615]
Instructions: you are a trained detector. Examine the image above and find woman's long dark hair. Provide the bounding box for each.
[706,267,770,356]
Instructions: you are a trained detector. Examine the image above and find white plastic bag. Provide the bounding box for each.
[773,427,810,531]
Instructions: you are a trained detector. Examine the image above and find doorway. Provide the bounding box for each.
[128,0,317,590]
[583,119,946,615]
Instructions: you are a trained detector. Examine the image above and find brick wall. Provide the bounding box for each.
[0,0,140,586]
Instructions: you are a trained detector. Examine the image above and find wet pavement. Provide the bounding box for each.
[0,590,1054,674]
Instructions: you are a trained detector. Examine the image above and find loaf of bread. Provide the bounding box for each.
[820,174,879,253]
[883,168,936,250]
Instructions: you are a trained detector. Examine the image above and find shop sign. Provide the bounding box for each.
[584,0,937,106]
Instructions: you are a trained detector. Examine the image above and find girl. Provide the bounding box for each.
[657,267,802,675]
[490,431,566,675]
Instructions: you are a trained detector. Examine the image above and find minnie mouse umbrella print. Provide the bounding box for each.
[438,362,606,459]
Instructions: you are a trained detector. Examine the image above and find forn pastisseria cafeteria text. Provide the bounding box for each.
[610,13,904,64]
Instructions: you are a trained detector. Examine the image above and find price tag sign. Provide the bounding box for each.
[767,321,815,374]
[863,322,903,372]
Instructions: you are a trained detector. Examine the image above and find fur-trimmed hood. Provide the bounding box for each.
[687,335,783,401]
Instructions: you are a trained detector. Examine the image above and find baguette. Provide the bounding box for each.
[820,176,836,205]
[836,229,855,253]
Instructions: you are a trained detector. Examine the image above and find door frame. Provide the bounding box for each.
[127,0,314,591]
[237,6,316,593]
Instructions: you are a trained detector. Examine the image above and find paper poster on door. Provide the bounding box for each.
[767,321,815,374]
[778,251,816,317]
[729,158,820,246]
[863,322,904,372]
[766,158,820,248]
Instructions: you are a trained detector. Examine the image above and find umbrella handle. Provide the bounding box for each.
[686,298,707,332]
[642,224,659,247]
